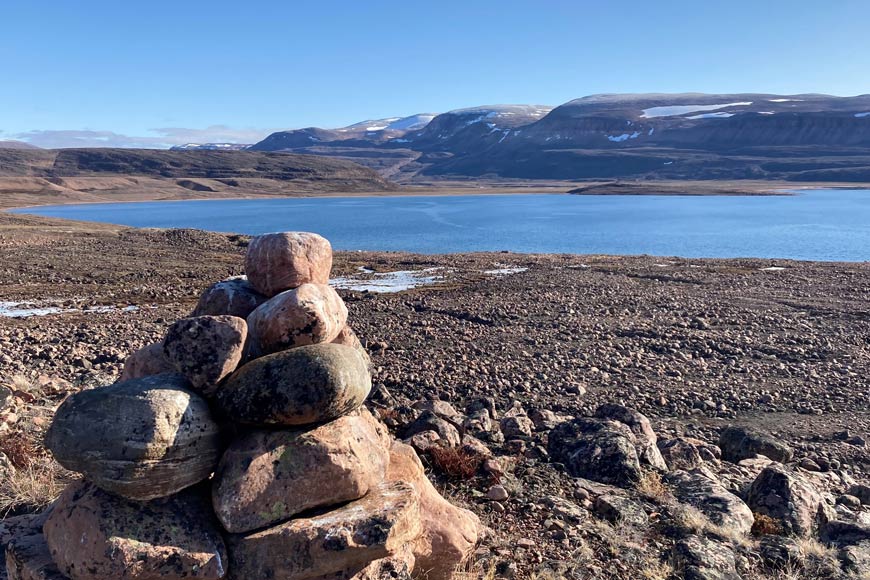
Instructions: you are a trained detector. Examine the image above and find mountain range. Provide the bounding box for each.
[4,94,870,183]
[247,94,870,182]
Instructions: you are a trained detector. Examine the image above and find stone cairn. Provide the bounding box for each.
[6,232,481,580]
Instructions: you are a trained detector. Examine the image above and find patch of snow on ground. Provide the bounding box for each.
[855,112,870,118]
[760,267,786,271]
[330,267,444,293]
[759,112,775,115]
[640,102,752,118]
[0,301,140,318]
[769,99,802,103]
[483,266,528,276]
[607,131,641,142]
[687,112,735,119]
[365,126,387,131]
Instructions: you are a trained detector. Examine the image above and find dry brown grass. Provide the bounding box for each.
[428,446,482,480]
[0,457,75,516]
[0,431,40,469]
[752,512,783,536]
[635,470,671,503]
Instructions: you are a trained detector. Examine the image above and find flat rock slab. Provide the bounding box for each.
[6,533,67,580]
[44,481,227,580]
[217,343,370,426]
[45,373,221,500]
[247,283,347,356]
[213,409,390,533]
[193,276,267,319]
[665,470,754,536]
[245,232,332,296]
[227,480,421,580]
[163,315,247,395]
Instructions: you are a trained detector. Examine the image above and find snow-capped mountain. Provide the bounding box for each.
[250,94,870,181]
[170,143,251,151]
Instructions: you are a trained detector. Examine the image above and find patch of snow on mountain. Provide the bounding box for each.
[759,112,775,115]
[365,126,388,131]
[607,131,641,142]
[687,112,735,119]
[640,102,753,118]
[769,99,803,103]
[855,112,870,118]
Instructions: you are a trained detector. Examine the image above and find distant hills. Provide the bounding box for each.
[0,140,39,150]
[249,94,870,182]
[0,148,395,208]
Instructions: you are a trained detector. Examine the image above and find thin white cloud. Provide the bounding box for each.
[8,125,277,149]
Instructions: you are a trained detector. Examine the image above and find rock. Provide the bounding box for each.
[5,533,67,580]
[460,434,492,459]
[245,232,332,296]
[658,437,717,471]
[403,411,461,448]
[0,385,12,411]
[386,442,481,580]
[719,425,793,464]
[529,409,560,431]
[407,430,443,454]
[592,495,648,526]
[487,485,510,502]
[0,512,48,551]
[837,494,862,509]
[547,417,642,487]
[672,535,740,580]
[212,409,390,533]
[311,547,415,580]
[193,276,267,319]
[162,315,247,395]
[412,400,463,424]
[217,343,370,426]
[45,374,221,500]
[44,481,227,580]
[821,520,870,545]
[758,535,803,570]
[247,284,347,355]
[665,470,754,536]
[748,465,831,537]
[331,325,371,368]
[540,496,586,523]
[0,450,14,479]
[500,415,533,438]
[594,404,668,471]
[840,541,870,577]
[226,481,421,580]
[120,342,174,381]
[847,484,870,505]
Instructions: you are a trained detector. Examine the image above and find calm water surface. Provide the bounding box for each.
[13,190,870,261]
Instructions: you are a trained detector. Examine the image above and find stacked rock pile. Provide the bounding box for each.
[5,232,481,580]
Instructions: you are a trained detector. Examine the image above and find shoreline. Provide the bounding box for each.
[3,178,870,212]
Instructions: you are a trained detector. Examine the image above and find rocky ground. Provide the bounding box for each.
[0,213,868,579]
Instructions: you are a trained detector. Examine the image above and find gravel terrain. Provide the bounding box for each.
[1,213,868,579]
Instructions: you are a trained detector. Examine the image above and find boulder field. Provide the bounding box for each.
[9,232,481,580]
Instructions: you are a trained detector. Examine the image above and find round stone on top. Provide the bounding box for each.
[245,232,332,296]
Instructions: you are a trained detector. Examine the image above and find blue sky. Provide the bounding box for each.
[2,0,869,147]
